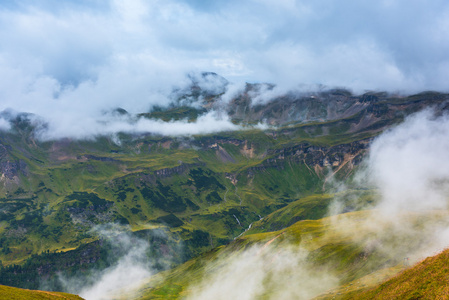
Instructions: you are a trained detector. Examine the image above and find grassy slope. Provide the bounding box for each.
[0,285,83,300]
[246,194,334,233]
[136,208,449,299]
[135,210,403,299]
[342,248,449,299]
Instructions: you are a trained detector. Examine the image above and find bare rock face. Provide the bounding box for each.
[154,163,191,178]
[243,140,368,179]
[0,143,28,193]
[0,160,28,179]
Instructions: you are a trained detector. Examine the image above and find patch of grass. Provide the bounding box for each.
[0,285,84,300]
[247,194,334,233]
[139,106,206,122]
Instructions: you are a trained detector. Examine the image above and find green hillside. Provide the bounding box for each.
[0,284,83,300]
[135,210,449,299]
[342,248,449,299]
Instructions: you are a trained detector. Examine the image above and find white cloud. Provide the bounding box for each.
[35,110,240,141]
[367,110,449,214]
[79,240,151,300]
[0,117,11,131]
[0,0,448,139]
[187,245,337,300]
[56,224,178,300]
[328,109,449,263]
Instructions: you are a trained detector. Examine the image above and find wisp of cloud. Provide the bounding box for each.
[57,224,173,300]
[187,244,337,300]
[329,108,449,262]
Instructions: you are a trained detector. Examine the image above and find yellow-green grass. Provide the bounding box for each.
[342,248,449,299]
[246,194,334,234]
[0,285,84,300]
[315,265,405,299]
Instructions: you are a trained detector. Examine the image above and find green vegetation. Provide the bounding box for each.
[139,106,207,122]
[0,284,83,300]
[247,194,334,233]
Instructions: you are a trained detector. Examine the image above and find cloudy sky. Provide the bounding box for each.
[0,0,448,138]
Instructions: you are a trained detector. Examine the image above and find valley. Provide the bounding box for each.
[1,88,449,299]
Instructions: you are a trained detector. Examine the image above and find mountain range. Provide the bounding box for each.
[1,78,449,299]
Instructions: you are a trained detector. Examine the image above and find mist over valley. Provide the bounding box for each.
[1,1,449,299]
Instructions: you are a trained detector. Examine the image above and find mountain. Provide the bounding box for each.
[0,84,448,297]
